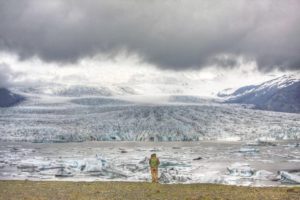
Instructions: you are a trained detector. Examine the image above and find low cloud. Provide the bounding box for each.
[0,63,14,88]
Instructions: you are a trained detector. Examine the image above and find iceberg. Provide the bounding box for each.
[280,171,300,184]
[83,159,104,172]
[227,163,255,177]
[159,168,191,183]
[55,167,74,177]
[253,170,274,180]
[238,147,259,153]
[159,171,173,183]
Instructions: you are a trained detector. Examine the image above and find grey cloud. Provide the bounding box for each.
[0,63,13,88]
[0,0,299,71]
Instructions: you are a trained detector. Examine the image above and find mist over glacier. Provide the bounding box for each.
[1,75,299,143]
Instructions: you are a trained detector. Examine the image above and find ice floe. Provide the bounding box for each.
[280,171,300,184]
[159,168,191,183]
[227,163,255,177]
[253,170,275,180]
[55,167,74,177]
[238,147,259,153]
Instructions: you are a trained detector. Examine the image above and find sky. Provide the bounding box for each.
[0,0,299,96]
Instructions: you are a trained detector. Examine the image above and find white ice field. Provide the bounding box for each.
[0,90,300,185]
[0,91,299,142]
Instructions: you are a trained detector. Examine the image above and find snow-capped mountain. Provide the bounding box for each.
[219,75,300,113]
[0,88,25,107]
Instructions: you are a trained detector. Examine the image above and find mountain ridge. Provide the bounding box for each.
[218,75,300,113]
[0,88,25,107]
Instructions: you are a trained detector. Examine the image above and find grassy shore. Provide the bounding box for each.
[0,181,299,200]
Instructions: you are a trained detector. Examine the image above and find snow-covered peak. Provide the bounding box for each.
[219,74,300,113]
[218,74,300,98]
[257,74,299,90]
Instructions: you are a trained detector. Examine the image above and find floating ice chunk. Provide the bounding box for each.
[192,170,223,184]
[227,163,255,177]
[102,168,128,178]
[81,156,128,178]
[120,150,128,153]
[159,172,173,183]
[159,168,191,183]
[218,136,241,142]
[193,157,202,161]
[39,163,64,171]
[284,143,300,148]
[257,140,276,146]
[217,175,253,186]
[17,159,52,172]
[64,160,81,168]
[138,157,149,165]
[137,174,150,181]
[176,175,190,182]
[119,162,148,173]
[216,176,240,185]
[160,161,189,168]
[257,137,276,142]
[10,147,20,152]
[288,159,300,163]
[80,154,108,172]
[88,167,128,179]
[55,167,74,177]
[248,140,276,146]
[0,163,5,168]
[136,148,147,152]
[253,170,274,180]
[84,159,105,172]
[122,164,139,172]
[280,171,300,184]
[39,170,58,176]
[150,148,162,152]
[238,147,259,153]
[17,163,39,172]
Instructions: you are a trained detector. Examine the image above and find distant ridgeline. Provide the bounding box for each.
[0,88,25,107]
[218,75,300,113]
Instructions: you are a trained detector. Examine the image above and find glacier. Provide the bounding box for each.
[0,85,299,142]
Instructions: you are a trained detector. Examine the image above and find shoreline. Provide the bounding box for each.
[0,178,299,187]
[0,180,299,200]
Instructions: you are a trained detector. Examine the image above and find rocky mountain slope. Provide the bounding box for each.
[0,88,25,107]
[218,75,300,113]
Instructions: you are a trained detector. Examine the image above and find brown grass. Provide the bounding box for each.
[0,180,299,200]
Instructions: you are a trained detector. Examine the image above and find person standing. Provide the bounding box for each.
[149,153,160,183]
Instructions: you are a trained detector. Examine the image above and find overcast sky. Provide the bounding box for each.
[0,0,299,93]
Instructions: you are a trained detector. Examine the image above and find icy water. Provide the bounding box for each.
[0,141,299,186]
